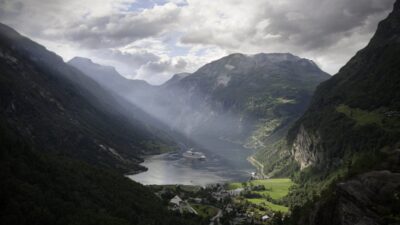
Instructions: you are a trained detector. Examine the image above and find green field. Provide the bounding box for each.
[228,179,293,199]
[228,178,293,213]
[337,104,384,126]
[247,198,289,212]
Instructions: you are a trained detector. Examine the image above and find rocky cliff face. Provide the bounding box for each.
[291,125,322,169]
[308,169,400,225]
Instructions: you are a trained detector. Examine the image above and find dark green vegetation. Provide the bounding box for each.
[0,24,203,225]
[192,204,219,218]
[253,139,298,178]
[0,122,202,225]
[267,1,400,224]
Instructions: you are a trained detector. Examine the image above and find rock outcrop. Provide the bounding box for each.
[308,170,400,225]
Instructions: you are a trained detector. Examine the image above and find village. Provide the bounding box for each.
[148,176,293,225]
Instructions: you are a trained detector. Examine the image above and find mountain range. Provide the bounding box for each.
[69,52,330,153]
[1,0,400,224]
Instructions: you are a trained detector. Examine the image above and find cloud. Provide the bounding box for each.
[64,3,181,48]
[179,0,395,65]
[0,0,396,84]
[136,58,187,84]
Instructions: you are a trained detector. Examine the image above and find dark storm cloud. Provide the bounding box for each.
[261,0,396,50]
[0,0,396,83]
[180,0,395,52]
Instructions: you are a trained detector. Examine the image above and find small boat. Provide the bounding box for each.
[183,149,206,160]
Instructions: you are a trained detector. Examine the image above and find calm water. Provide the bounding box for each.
[128,137,255,186]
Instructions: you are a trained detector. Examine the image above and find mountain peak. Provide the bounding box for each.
[366,0,400,49]
[68,56,120,76]
[69,56,93,64]
[162,72,190,86]
[192,52,328,82]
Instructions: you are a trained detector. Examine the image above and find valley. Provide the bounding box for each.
[1,1,400,225]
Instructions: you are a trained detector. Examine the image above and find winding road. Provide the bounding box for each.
[247,155,267,178]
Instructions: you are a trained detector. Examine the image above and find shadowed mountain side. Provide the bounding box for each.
[0,23,177,173]
[283,1,400,224]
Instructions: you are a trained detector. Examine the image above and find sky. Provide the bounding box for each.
[0,0,396,84]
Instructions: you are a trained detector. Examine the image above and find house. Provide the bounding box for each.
[168,195,198,215]
[261,215,270,221]
[169,195,183,205]
[225,204,234,213]
[228,188,244,196]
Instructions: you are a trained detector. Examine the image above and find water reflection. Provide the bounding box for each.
[129,137,255,186]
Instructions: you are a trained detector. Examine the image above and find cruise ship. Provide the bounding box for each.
[183,149,206,160]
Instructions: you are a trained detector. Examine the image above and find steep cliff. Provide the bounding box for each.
[288,0,400,171]
[285,1,400,224]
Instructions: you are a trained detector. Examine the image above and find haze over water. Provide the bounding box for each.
[129,137,255,186]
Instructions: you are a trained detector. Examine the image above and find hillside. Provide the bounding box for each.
[282,1,400,224]
[68,57,155,101]
[0,121,202,225]
[0,23,203,225]
[0,23,176,173]
[158,53,331,143]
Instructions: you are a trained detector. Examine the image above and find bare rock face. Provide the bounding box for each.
[308,170,400,225]
[291,125,322,169]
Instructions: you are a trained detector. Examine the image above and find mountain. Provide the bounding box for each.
[69,52,330,170]
[0,23,176,173]
[0,23,202,225]
[161,72,191,87]
[157,53,331,162]
[282,1,400,224]
[67,57,192,147]
[68,57,154,98]
[70,53,330,148]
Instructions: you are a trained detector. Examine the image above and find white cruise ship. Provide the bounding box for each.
[183,149,206,160]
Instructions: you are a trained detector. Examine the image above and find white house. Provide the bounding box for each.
[227,188,244,196]
[262,215,270,221]
[169,195,183,205]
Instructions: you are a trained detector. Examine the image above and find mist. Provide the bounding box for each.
[68,56,259,168]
